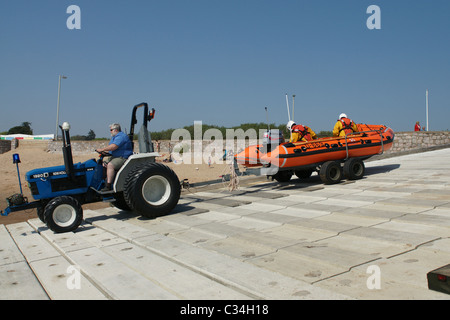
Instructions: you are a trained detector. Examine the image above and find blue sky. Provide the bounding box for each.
[1,0,449,137]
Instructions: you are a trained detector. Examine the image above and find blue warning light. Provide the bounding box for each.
[13,153,21,164]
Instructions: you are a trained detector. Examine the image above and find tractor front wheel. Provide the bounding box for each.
[43,196,83,233]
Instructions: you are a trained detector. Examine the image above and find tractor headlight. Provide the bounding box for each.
[62,122,71,131]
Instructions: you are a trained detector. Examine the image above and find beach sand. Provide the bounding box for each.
[0,144,242,225]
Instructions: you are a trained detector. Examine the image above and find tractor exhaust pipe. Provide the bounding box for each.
[60,122,75,180]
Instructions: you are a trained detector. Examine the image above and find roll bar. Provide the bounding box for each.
[128,102,155,142]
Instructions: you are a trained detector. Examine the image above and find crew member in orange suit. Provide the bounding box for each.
[287,121,317,143]
[333,113,358,137]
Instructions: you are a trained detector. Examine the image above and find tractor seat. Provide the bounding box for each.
[138,124,154,153]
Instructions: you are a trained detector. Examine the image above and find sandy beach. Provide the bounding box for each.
[0,143,241,225]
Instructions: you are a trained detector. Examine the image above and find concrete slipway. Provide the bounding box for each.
[1,148,450,300]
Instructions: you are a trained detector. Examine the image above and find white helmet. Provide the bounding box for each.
[286,120,296,131]
[339,113,347,119]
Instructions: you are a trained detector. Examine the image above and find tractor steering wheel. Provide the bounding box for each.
[95,149,110,157]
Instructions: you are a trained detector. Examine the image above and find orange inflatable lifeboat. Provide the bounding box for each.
[235,124,394,184]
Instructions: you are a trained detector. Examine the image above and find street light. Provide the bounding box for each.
[426,89,429,132]
[55,75,67,140]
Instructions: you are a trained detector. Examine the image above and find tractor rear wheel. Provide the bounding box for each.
[123,163,180,219]
[44,196,83,233]
[111,192,132,211]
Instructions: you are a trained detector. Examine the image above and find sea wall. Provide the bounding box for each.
[2,131,449,156]
[388,131,450,153]
[0,140,11,154]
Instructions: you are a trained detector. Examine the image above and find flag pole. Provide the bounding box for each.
[426,89,429,131]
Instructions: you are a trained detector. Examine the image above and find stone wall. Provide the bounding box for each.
[46,140,244,155]
[47,140,120,154]
[0,140,11,154]
[2,131,448,156]
[388,131,450,153]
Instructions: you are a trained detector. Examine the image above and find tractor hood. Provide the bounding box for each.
[26,159,98,200]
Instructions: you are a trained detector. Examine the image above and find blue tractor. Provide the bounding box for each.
[1,103,181,233]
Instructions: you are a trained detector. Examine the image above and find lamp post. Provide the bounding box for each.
[426,89,429,132]
[292,94,295,122]
[55,75,67,140]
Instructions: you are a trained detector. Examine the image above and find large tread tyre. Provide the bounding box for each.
[123,163,181,219]
[37,200,48,223]
[272,170,293,183]
[37,207,45,223]
[111,192,132,211]
[44,196,83,233]
[344,158,365,180]
[294,169,314,180]
[319,161,342,185]
[343,158,365,180]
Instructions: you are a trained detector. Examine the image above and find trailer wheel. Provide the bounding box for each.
[44,196,83,233]
[319,161,342,185]
[294,169,314,180]
[272,170,292,182]
[343,158,365,180]
[124,163,180,219]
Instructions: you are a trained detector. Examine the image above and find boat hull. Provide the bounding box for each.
[235,124,394,171]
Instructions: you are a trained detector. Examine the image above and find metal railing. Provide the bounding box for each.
[344,128,385,160]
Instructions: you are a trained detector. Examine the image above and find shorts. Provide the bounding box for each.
[105,156,127,170]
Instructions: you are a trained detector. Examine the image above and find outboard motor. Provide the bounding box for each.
[262,129,285,153]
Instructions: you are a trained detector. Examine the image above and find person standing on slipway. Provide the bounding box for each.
[414,121,422,131]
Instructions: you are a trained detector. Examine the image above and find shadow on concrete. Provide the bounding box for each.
[365,164,401,176]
